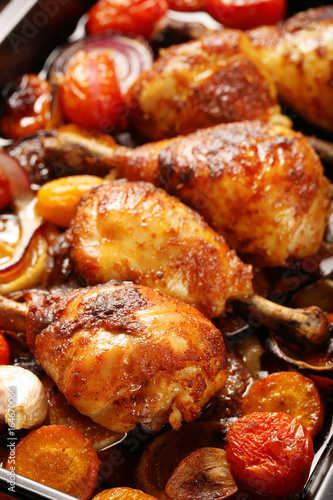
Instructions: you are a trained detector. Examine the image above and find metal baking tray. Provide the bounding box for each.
[0,1,332,499]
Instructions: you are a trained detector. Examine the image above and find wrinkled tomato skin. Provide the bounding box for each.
[0,168,12,210]
[87,0,169,39]
[0,74,54,139]
[225,412,314,497]
[0,334,10,365]
[205,0,286,29]
[60,50,125,130]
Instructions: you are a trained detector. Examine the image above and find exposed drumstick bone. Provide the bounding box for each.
[232,294,329,350]
[0,290,328,351]
[0,295,27,333]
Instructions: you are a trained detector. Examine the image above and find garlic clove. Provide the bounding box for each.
[0,365,48,429]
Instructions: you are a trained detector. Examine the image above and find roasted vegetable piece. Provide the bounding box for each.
[225,412,314,497]
[167,0,204,11]
[136,422,226,500]
[241,371,324,438]
[37,175,104,227]
[0,168,12,210]
[5,425,100,499]
[165,447,238,500]
[0,334,10,364]
[60,50,125,130]
[92,487,159,500]
[87,0,168,39]
[0,74,57,139]
[205,0,286,29]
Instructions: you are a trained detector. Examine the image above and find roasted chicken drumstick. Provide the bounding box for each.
[0,283,228,433]
[44,121,331,268]
[65,180,328,350]
[126,5,333,138]
[126,29,286,140]
[248,5,333,133]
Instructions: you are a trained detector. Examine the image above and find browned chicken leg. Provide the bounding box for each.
[126,6,333,139]
[248,6,333,133]
[44,121,331,268]
[126,29,287,140]
[0,283,228,433]
[65,179,329,350]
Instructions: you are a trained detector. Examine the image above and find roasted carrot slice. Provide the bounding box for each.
[92,487,159,500]
[226,412,314,497]
[165,447,237,500]
[5,425,100,500]
[241,371,324,438]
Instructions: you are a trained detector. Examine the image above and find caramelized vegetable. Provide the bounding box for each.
[92,488,159,500]
[37,175,104,227]
[241,371,324,438]
[165,447,238,500]
[0,74,56,139]
[0,168,12,210]
[5,425,100,499]
[0,334,10,365]
[136,422,225,500]
[87,0,168,39]
[225,412,314,497]
[60,50,125,130]
[205,0,286,29]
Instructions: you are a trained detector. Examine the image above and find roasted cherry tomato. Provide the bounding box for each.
[0,74,54,139]
[226,412,314,497]
[205,0,286,29]
[0,167,12,210]
[0,334,10,365]
[60,50,125,130]
[167,0,204,11]
[86,0,169,39]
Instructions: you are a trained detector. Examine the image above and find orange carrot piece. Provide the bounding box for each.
[241,371,324,438]
[92,487,159,500]
[5,425,100,499]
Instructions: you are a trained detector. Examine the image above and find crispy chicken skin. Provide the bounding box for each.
[126,29,286,140]
[249,6,333,133]
[68,181,253,318]
[44,121,331,267]
[25,283,228,433]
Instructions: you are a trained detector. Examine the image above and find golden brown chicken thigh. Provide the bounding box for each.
[23,282,228,433]
[248,6,333,133]
[68,180,253,318]
[44,121,331,267]
[126,29,286,140]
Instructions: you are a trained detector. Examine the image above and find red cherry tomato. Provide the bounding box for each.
[0,167,12,210]
[59,50,125,130]
[87,0,169,39]
[0,74,55,139]
[167,0,204,11]
[205,0,286,29]
[225,412,314,497]
[0,334,10,365]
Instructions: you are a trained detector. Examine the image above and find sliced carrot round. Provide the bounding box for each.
[92,487,159,500]
[241,371,324,438]
[6,425,100,500]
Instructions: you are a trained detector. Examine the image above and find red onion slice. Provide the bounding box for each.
[0,149,42,274]
[48,34,153,94]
